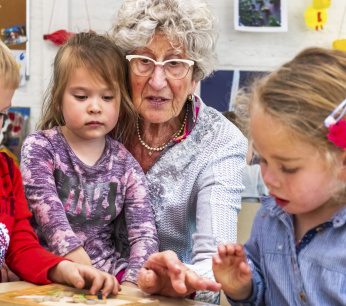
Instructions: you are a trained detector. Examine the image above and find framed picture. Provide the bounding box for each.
[234,0,288,32]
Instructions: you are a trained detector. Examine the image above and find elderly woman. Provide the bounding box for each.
[112,0,247,303]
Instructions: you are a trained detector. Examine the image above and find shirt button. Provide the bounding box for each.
[299,292,306,301]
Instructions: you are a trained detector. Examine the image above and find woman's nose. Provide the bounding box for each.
[148,65,168,90]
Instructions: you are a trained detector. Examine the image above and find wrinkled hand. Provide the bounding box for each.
[137,250,221,298]
[48,261,120,297]
[64,246,92,266]
[212,243,252,300]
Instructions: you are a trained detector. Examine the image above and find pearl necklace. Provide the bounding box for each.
[137,104,188,156]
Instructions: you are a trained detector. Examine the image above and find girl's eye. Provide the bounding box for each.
[74,95,87,100]
[281,166,299,174]
[103,96,114,101]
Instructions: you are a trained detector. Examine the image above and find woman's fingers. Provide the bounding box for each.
[139,251,221,298]
[185,271,221,292]
[137,267,160,294]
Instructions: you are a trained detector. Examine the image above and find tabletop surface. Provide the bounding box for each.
[0,281,218,306]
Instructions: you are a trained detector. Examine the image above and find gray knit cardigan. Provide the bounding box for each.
[146,97,248,304]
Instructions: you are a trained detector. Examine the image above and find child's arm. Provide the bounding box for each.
[64,246,92,266]
[5,161,67,284]
[120,156,159,284]
[20,133,85,258]
[6,156,119,295]
[215,206,268,305]
[212,243,253,301]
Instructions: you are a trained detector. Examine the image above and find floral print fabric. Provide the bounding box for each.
[20,127,158,284]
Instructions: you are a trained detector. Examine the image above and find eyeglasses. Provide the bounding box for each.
[126,55,194,80]
[324,98,346,127]
[0,113,8,128]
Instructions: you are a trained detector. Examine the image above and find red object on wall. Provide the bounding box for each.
[43,29,75,45]
[43,29,96,45]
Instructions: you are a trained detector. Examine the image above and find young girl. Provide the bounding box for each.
[0,40,118,295]
[213,48,346,305]
[20,33,159,286]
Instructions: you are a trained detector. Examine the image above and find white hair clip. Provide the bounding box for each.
[324,98,346,128]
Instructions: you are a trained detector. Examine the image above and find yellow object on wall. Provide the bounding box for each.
[305,0,331,30]
[312,0,331,9]
[333,39,346,51]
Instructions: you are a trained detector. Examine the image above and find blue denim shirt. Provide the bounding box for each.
[227,196,346,306]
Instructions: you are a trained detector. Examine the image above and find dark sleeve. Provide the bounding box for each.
[5,161,65,284]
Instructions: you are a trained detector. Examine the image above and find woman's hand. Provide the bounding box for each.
[212,243,252,301]
[64,246,92,266]
[137,250,221,298]
[48,261,120,296]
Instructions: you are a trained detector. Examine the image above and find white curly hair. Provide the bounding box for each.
[111,0,218,81]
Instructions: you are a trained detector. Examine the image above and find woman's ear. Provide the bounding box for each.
[191,79,198,94]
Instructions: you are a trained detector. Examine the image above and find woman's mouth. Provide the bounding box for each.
[147,96,169,106]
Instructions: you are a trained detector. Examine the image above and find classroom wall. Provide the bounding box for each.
[10,0,346,133]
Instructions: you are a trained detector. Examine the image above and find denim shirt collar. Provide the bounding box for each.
[260,195,346,228]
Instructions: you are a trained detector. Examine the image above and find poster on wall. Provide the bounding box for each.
[234,0,288,32]
[0,0,29,84]
[200,70,268,112]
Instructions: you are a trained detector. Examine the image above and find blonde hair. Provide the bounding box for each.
[0,41,20,89]
[38,32,137,143]
[245,47,346,199]
[111,0,218,81]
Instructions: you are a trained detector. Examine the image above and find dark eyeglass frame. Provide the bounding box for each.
[125,55,194,80]
[0,113,8,128]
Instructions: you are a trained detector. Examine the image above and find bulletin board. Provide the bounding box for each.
[0,0,29,83]
[0,0,27,50]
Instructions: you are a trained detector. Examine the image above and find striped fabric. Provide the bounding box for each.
[226,195,346,306]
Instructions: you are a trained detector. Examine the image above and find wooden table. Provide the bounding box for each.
[0,281,218,305]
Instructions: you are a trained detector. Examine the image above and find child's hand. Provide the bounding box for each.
[48,261,120,296]
[212,243,252,301]
[64,246,92,266]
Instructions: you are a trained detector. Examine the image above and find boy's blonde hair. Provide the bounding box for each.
[246,47,346,199]
[0,41,20,89]
[38,32,137,143]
